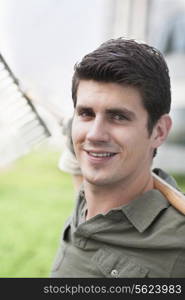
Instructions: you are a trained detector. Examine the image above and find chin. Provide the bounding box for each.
[87,180,108,186]
[84,174,114,186]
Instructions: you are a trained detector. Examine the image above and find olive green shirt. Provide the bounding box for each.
[51,169,185,278]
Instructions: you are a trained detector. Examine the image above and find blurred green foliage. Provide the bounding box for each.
[0,150,74,277]
[173,174,185,191]
[0,150,184,277]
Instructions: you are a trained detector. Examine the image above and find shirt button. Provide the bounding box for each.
[111,269,119,278]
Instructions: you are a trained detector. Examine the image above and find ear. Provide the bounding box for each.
[151,114,172,148]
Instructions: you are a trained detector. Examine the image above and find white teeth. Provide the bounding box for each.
[89,152,114,157]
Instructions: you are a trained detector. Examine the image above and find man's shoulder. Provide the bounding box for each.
[157,203,185,248]
[152,168,185,216]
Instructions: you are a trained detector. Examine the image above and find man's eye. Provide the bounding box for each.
[80,112,88,117]
[112,114,127,121]
[78,110,94,118]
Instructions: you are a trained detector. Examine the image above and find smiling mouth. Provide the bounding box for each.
[87,151,117,158]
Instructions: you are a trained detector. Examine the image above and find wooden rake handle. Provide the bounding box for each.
[152,172,185,215]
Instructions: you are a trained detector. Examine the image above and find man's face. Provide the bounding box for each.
[72,80,158,187]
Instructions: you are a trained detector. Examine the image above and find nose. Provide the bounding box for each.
[86,116,110,143]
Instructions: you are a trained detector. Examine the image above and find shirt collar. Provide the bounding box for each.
[121,168,178,233]
[122,189,169,233]
[77,169,178,233]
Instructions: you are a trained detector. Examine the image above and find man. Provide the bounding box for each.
[52,38,185,278]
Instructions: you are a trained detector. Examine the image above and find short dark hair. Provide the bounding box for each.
[72,37,171,135]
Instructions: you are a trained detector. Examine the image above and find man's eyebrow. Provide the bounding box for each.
[76,105,93,111]
[106,108,136,119]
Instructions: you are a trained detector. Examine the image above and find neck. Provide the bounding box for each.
[84,170,154,220]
